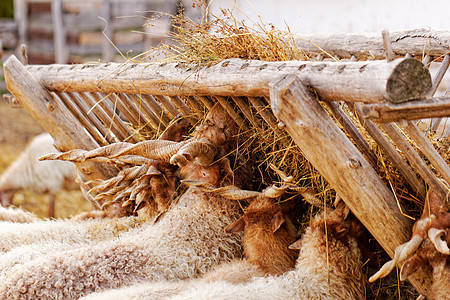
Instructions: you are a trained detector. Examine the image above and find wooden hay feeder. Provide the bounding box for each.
[3,29,450,297]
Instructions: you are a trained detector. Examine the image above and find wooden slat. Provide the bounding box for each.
[154,95,179,117]
[128,93,167,130]
[380,122,448,198]
[214,96,248,130]
[140,94,172,125]
[168,96,196,125]
[67,92,117,144]
[81,92,126,142]
[326,101,378,167]
[231,96,262,129]
[431,54,450,95]
[401,121,450,184]
[90,92,139,143]
[185,96,205,117]
[269,73,432,296]
[56,92,108,146]
[349,102,427,200]
[115,93,145,130]
[195,96,214,110]
[248,97,278,129]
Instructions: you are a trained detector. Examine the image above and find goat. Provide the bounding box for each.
[0,105,247,299]
[370,189,449,300]
[0,216,140,275]
[0,133,77,218]
[80,181,300,300]
[82,194,364,300]
[162,200,365,300]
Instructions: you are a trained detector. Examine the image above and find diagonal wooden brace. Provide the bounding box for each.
[269,73,432,296]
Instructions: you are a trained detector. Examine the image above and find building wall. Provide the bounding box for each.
[209,0,449,34]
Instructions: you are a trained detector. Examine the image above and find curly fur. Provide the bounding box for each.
[166,208,366,300]
[82,205,365,300]
[0,187,242,299]
[0,216,139,275]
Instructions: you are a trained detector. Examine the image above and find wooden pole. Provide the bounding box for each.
[269,74,431,296]
[360,96,450,123]
[51,0,68,64]
[295,29,450,61]
[3,55,117,181]
[25,58,431,103]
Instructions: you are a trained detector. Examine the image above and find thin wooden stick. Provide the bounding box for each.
[87,92,132,142]
[382,30,395,62]
[380,122,448,198]
[154,95,179,117]
[214,96,248,130]
[68,92,117,144]
[248,97,278,129]
[128,93,166,130]
[349,102,427,199]
[56,92,108,146]
[401,121,450,184]
[231,96,262,129]
[140,94,172,126]
[326,101,378,167]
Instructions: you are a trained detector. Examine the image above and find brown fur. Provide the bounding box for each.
[226,196,298,276]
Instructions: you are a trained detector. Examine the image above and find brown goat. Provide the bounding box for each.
[225,195,298,276]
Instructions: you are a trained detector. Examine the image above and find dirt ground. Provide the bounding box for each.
[0,97,92,219]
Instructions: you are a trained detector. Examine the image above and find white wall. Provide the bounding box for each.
[208,0,449,34]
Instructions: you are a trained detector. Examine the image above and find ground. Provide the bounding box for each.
[0,97,92,219]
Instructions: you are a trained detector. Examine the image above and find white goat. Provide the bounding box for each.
[82,201,365,300]
[0,216,140,275]
[0,133,77,218]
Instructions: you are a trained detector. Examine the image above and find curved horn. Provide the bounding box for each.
[369,234,424,282]
[263,184,290,198]
[83,142,133,160]
[269,164,293,183]
[113,155,149,166]
[112,140,190,161]
[428,228,450,255]
[147,165,163,176]
[181,180,261,200]
[39,149,87,162]
[170,138,218,167]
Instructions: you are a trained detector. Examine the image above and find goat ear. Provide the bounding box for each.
[225,217,245,233]
[289,239,301,250]
[272,211,286,233]
[400,253,425,281]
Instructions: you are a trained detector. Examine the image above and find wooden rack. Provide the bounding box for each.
[3,32,450,296]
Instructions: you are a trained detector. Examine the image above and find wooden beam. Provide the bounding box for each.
[3,55,117,180]
[295,29,450,61]
[360,96,450,123]
[269,74,432,296]
[25,58,431,103]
